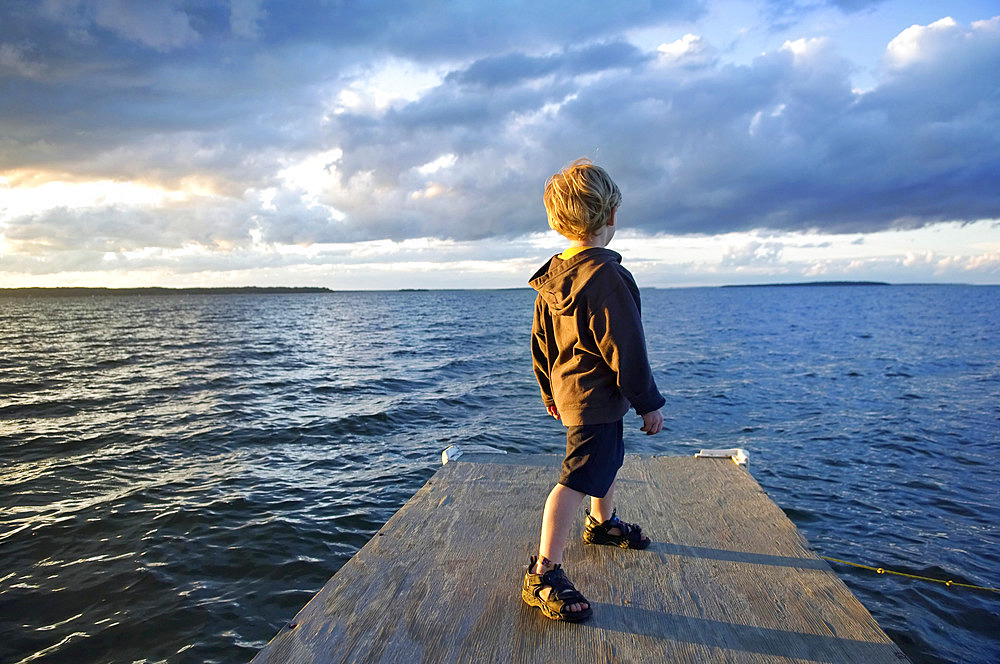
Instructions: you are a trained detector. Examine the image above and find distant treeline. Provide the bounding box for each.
[0,286,333,297]
[722,281,891,288]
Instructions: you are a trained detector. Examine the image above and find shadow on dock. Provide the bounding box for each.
[252,454,909,663]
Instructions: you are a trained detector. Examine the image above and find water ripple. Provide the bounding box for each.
[1,287,998,663]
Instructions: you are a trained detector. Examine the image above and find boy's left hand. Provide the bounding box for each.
[640,409,663,435]
[547,405,560,420]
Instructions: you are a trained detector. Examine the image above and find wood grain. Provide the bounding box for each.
[252,454,909,663]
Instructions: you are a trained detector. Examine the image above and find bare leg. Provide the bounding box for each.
[589,480,616,526]
[535,483,588,612]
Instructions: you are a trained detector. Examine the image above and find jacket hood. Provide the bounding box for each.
[529,248,622,316]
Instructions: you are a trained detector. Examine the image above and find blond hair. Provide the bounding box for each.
[543,158,622,241]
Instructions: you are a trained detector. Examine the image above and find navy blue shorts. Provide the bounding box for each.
[558,419,624,498]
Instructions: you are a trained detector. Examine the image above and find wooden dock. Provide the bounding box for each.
[252,453,909,663]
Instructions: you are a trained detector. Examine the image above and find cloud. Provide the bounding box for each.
[657,34,717,67]
[229,0,265,39]
[721,240,784,267]
[90,0,201,51]
[0,43,47,78]
[447,41,649,88]
[308,16,999,241]
[763,0,889,29]
[1,3,998,282]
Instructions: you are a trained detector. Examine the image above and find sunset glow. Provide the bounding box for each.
[1,1,997,289]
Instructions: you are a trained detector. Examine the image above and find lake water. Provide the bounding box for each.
[1,285,998,663]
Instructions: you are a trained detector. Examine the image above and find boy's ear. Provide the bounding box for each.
[607,207,617,226]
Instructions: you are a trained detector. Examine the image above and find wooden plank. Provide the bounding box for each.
[252,454,909,663]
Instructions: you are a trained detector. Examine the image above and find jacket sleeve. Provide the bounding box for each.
[590,279,665,416]
[531,295,555,407]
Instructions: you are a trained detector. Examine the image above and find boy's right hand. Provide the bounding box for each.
[640,409,663,435]
[547,405,560,420]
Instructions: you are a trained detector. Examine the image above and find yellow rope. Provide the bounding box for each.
[822,556,1000,593]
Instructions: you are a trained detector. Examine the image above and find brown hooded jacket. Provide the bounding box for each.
[529,247,665,426]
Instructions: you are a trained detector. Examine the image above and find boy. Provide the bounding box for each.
[522,158,664,622]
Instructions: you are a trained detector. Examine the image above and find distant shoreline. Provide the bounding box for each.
[1,282,988,297]
[720,281,891,288]
[0,286,333,297]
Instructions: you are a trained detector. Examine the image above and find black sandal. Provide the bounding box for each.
[522,556,593,622]
[583,509,651,549]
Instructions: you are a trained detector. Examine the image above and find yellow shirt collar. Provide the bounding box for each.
[559,245,595,260]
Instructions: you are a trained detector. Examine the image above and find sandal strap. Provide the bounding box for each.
[542,568,585,602]
[587,510,646,543]
[528,566,587,606]
[612,516,643,542]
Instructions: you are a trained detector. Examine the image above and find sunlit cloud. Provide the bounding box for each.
[0,2,998,288]
[885,16,959,68]
[3,220,996,289]
[1,176,189,218]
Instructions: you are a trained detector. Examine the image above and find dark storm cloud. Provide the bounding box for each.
[1,1,998,258]
[763,0,889,30]
[446,41,650,88]
[317,17,1000,241]
[0,0,702,192]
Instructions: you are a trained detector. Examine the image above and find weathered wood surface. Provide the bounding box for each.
[252,454,908,663]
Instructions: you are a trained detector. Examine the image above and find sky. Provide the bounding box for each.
[1,0,998,289]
